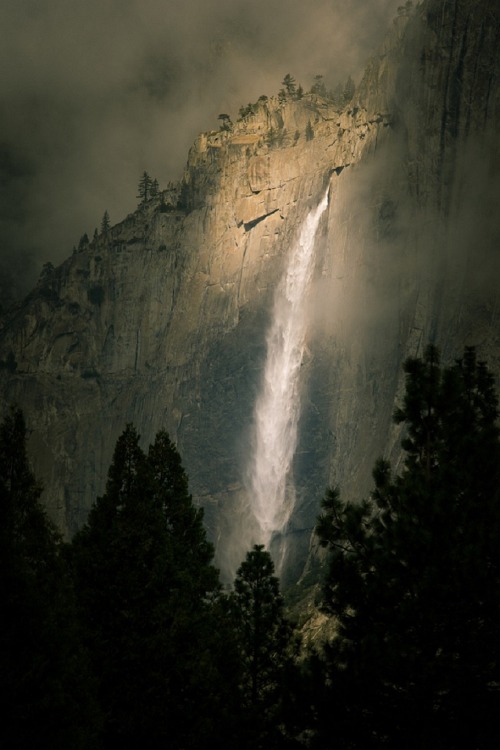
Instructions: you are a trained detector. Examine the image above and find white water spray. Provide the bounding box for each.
[249,189,329,548]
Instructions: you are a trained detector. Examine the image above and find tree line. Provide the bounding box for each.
[1,345,500,748]
[0,413,297,749]
[73,173,165,254]
[233,73,356,128]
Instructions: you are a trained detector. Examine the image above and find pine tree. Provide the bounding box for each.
[137,171,152,205]
[342,74,355,104]
[100,209,110,234]
[310,74,327,97]
[70,424,233,749]
[218,113,233,131]
[313,346,500,748]
[230,545,299,748]
[78,232,89,251]
[150,178,159,197]
[0,407,97,749]
[282,73,296,97]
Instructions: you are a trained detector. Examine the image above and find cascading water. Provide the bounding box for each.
[248,188,330,552]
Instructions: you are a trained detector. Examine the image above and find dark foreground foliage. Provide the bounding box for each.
[313,346,500,749]
[69,424,234,748]
[0,407,98,749]
[0,417,298,749]
[1,345,500,748]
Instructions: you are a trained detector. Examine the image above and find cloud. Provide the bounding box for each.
[0,0,399,305]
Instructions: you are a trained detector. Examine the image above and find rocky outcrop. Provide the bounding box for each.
[1,0,499,583]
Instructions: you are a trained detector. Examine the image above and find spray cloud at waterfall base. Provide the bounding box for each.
[245,188,330,571]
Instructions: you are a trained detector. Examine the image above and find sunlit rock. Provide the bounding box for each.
[1,0,499,584]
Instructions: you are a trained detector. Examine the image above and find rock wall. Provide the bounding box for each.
[1,0,499,582]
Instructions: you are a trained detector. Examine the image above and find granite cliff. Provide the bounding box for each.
[1,0,499,582]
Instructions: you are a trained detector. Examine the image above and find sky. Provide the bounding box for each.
[0,0,399,305]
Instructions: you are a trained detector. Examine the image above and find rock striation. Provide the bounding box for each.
[1,0,499,582]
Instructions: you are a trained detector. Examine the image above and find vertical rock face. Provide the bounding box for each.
[1,0,499,582]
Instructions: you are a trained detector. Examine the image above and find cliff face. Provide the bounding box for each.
[1,0,499,581]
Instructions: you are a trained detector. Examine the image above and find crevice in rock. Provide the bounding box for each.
[243,209,280,231]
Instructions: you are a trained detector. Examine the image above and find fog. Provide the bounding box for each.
[0,0,399,305]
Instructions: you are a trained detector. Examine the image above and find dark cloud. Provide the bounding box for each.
[0,0,398,305]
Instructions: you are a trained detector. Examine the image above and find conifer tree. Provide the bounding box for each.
[282,73,297,97]
[0,407,97,749]
[310,74,327,97]
[78,232,89,251]
[150,178,159,197]
[137,171,152,205]
[100,209,110,234]
[313,346,500,748]
[218,113,232,131]
[70,424,234,749]
[230,545,299,749]
[342,74,355,104]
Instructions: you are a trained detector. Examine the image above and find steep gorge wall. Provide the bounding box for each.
[1,0,499,582]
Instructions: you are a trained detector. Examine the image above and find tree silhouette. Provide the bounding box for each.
[100,210,110,234]
[282,73,296,96]
[313,346,500,748]
[137,171,153,205]
[150,178,159,197]
[78,232,89,251]
[310,74,327,97]
[342,75,355,104]
[218,113,233,131]
[0,407,97,749]
[230,545,299,748]
[69,424,233,749]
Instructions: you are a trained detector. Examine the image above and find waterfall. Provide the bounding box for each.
[248,189,329,550]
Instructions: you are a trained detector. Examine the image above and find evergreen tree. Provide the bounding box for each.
[70,425,235,749]
[230,545,299,749]
[78,232,89,251]
[0,407,97,749]
[218,113,233,131]
[150,178,159,197]
[282,73,296,96]
[310,74,327,97]
[100,209,110,234]
[239,102,257,119]
[312,346,500,749]
[137,171,152,205]
[342,74,355,104]
[305,120,314,141]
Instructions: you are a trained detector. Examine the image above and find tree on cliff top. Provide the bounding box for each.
[343,74,355,104]
[100,209,110,234]
[310,74,327,97]
[137,171,154,205]
[313,346,500,748]
[282,73,296,96]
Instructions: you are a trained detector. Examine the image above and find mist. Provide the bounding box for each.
[0,0,399,306]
